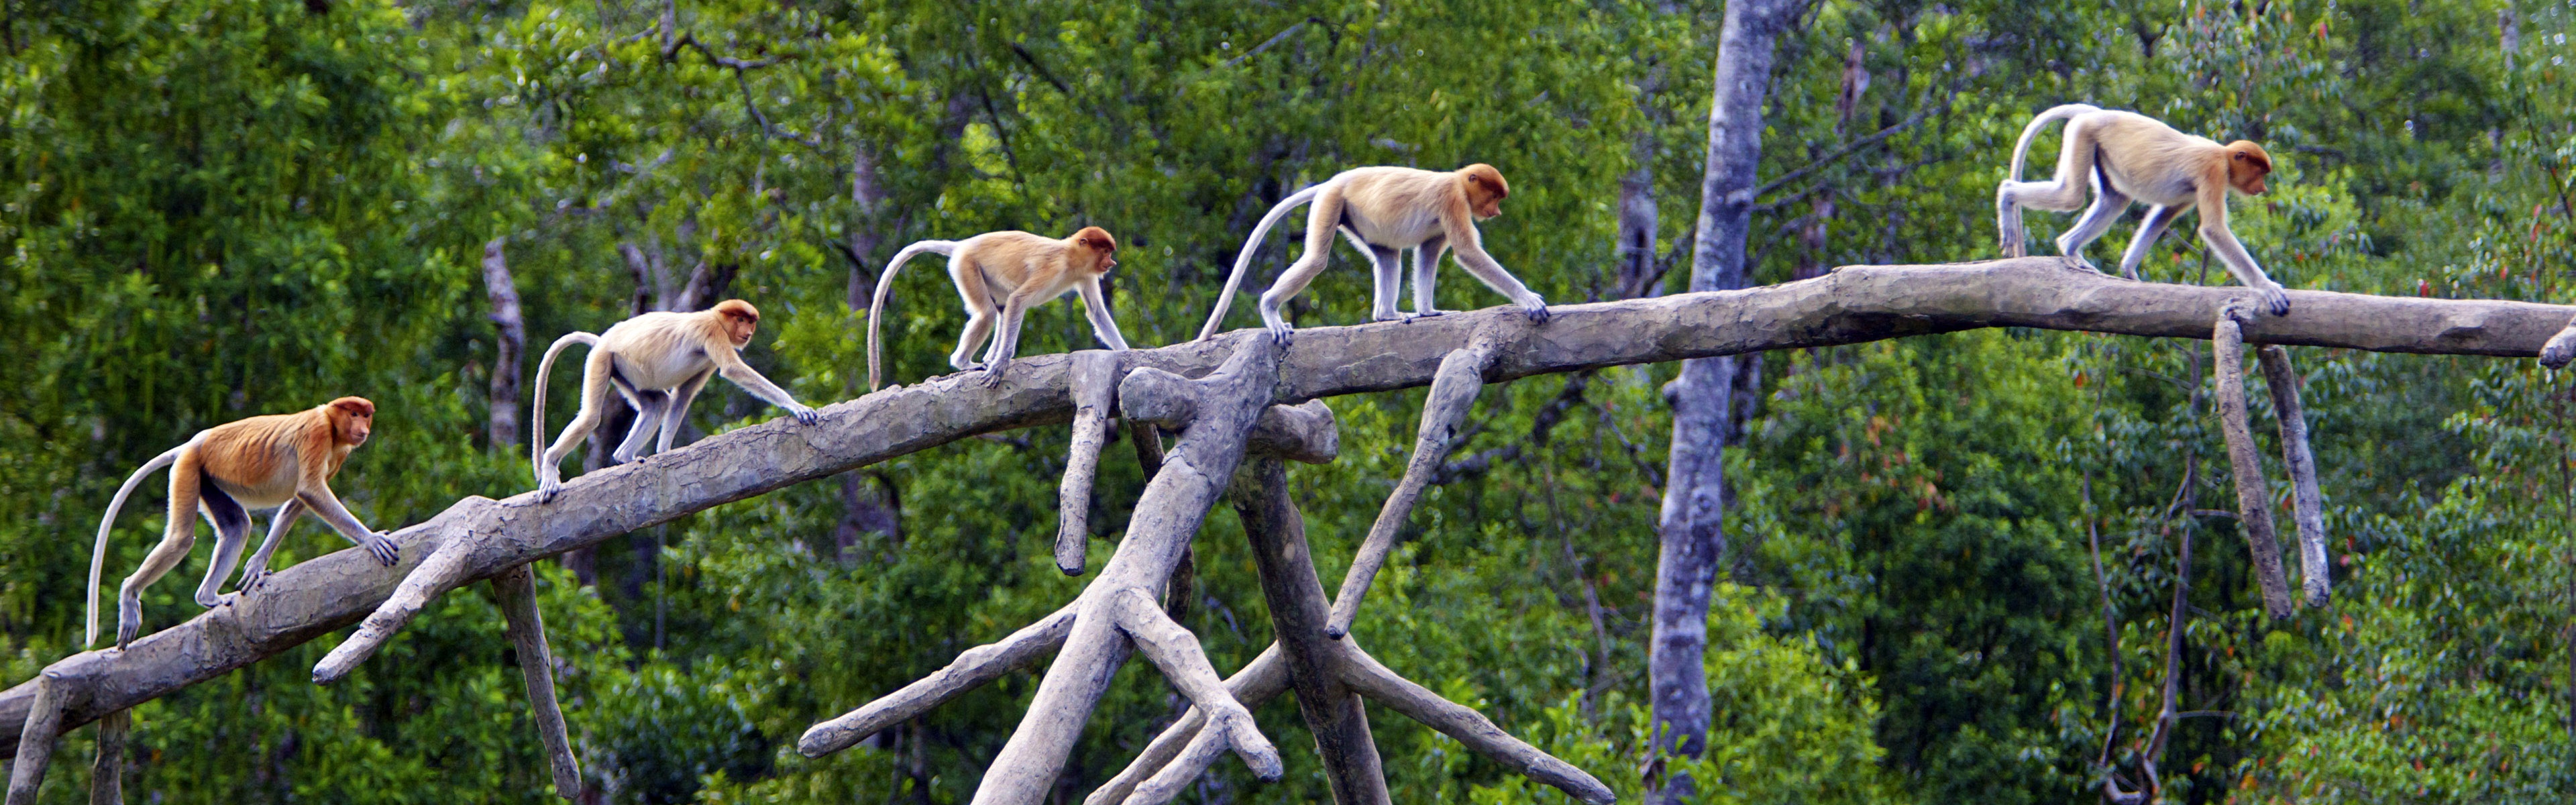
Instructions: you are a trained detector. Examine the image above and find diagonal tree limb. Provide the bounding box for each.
[1112,590,1283,780]
[1082,647,1286,805]
[1335,646,1613,803]
[1057,350,1126,575]
[1329,338,1499,639]
[5,674,63,805]
[2257,345,2330,606]
[969,340,1285,805]
[1124,724,1236,805]
[1095,447,1614,805]
[798,602,1078,757]
[88,708,125,805]
[3,260,2573,766]
[492,564,581,800]
[1234,456,1389,805]
[313,535,480,683]
[2211,305,2296,620]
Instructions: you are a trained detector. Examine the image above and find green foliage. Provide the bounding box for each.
[5,0,2576,802]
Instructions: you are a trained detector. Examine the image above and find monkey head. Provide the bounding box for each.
[712,299,761,347]
[1459,163,1510,219]
[1072,226,1119,273]
[2224,141,2273,195]
[325,396,376,446]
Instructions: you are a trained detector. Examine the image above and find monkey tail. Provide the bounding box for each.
[1197,184,1324,341]
[530,331,602,486]
[2008,103,2104,182]
[867,239,961,392]
[89,442,187,649]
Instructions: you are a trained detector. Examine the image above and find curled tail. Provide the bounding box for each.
[1196,184,1324,341]
[2008,103,2102,181]
[90,442,188,648]
[530,331,602,483]
[867,239,960,392]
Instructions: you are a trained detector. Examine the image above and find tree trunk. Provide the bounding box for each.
[1617,160,1660,299]
[482,238,527,451]
[1649,1,1801,801]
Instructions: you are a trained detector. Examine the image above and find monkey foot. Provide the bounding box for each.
[1520,303,1551,325]
[1405,309,1446,323]
[364,535,401,566]
[1266,323,1296,346]
[537,480,563,504]
[2259,286,2292,317]
[979,364,1012,388]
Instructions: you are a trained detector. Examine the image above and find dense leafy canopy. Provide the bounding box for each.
[3,0,2573,802]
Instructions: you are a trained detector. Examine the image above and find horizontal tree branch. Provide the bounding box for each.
[2,258,2567,756]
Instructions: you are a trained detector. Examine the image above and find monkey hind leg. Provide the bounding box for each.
[949,311,996,372]
[2054,183,2132,271]
[609,389,670,464]
[1350,231,1401,323]
[1996,185,2029,258]
[191,482,252,608]
[122,456,209,648]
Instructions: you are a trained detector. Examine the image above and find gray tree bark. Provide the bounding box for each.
[482,237,527,451]
[1651,1,1803,800]
[2212,307,2296,619]
[1,260,2569,796]
[2257,345,2329,605]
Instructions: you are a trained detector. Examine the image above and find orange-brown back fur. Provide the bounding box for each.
[193,397,374,506]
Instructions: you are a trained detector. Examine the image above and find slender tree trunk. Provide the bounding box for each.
[1649,2,1801,802]
[841,144,900,559]
[482,238,527,451]
[1616,154,1660,300]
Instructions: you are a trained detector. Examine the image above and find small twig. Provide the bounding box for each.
[1008,43,1073,95]
[1753,74,1963,199]
[1218,18,1324,69]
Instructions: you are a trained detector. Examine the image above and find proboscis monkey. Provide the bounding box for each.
[1997,103,2289,315]
[89,396,398,649]
[531,299,819,502]
[867,227,1130,391]
[1197,164,1548,343]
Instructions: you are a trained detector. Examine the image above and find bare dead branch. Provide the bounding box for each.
[88,708,124,805]
[1232,458,1389,805]
[1333,339,1499,638]
[492,564,580,799]
[2211,306,2296,620]
[4,259,2573,777]
[1113,590,1283,779]
[1057,350,1126,574]
[797,602,1077,756]
[2258,345,2330,606]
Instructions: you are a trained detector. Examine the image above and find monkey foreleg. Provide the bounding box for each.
[2116,205,2187,281]
[191,489,253,608]
[1409,237,1448,319]
[237,499,306,593]
[1358,237,1402,323]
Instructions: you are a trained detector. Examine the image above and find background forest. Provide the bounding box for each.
[3,0,2574,802]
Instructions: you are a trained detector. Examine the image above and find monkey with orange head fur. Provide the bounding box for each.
[1997,104,2290,315]
[867,226,1132,390]
[89,396,400,649]
[1199,163,1548,344]
[529,299,820,502]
